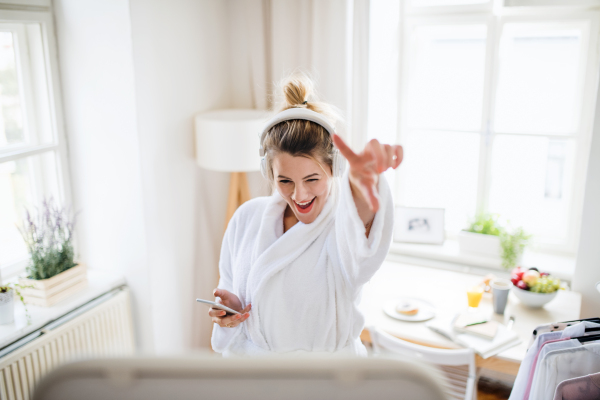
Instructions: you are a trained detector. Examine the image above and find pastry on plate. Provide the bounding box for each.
[396,301,419,316]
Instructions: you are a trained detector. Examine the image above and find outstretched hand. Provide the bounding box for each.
[332,134,403,213]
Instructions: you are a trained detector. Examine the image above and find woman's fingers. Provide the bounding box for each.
[219,313,242,327]
[208,307,226,318]
[227,313,250,328]
[368,139,386,173]
[213,288,232,302]
[385,144,394,170]
[213,312,250,328]
[393,145,403,169]
[210,303,251,328]
[333,134,360,164]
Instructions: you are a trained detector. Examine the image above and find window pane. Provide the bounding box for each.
[410,0,489,6]
[400,130,480,232]
[0,152,60,267]
[494,24,584,135]
[0,31,25,149]
[488,135,575,244]
[406,24,487,131]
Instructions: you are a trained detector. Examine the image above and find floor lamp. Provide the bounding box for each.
[195,109,269,231]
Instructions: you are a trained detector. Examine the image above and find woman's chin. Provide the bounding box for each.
[298,214,317,224]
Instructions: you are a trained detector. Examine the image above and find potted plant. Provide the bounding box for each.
[17,198,87,307]
[458,213,532,269]
[0,282,31,324]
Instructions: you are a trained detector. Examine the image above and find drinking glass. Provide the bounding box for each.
[466,285,484,311]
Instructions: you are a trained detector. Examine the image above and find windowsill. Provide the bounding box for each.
[0,269,126,352]
[387,240,575,282]
[1,257,28,282]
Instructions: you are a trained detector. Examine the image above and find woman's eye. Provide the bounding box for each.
[279,180,291,184]
[307,179,318,182]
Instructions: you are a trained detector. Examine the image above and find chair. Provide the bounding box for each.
[32,354,449,400]
[368,326,476,400]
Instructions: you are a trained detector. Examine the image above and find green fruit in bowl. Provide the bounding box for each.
[528,275,560,293]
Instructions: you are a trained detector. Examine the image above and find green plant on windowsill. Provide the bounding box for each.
[465,213,502,236]
[465,213,532,269]
[0,282,34,323]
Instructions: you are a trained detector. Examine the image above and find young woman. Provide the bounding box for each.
[209,73,403,356]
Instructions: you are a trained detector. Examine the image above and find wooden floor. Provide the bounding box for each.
[478,392,509,400]
[477,377,512,400]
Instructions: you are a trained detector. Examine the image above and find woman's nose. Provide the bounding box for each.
[293,183,309,201]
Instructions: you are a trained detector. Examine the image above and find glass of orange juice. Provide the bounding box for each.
[466,284,484,310]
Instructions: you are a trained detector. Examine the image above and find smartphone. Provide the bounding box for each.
[196,298,240,315]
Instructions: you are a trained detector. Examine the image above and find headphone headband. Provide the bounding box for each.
[258,108,336,157]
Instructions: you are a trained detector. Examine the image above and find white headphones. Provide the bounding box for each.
[258,108,346,179]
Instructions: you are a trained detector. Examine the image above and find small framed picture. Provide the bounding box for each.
[394,206,445,244]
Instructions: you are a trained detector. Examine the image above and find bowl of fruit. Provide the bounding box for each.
[510,266,561,308]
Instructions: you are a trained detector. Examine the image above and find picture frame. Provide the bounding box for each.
[394,206,445,245]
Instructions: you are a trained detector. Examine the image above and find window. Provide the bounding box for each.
[0,9,70,280]
[368,1,600,256]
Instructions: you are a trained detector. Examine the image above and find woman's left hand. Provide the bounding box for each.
[332,134,403,213]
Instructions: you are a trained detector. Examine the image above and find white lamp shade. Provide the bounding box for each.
[195,109,271,172]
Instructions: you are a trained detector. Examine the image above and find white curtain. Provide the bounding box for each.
[192,0,371,348]
[230,0,369,145]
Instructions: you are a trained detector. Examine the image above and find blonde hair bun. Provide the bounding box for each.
[282,74,314,107]
[276,71,341,127]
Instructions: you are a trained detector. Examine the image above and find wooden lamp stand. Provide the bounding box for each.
[225,172,251,230]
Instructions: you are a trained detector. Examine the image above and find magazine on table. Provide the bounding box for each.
[426,313,520,359]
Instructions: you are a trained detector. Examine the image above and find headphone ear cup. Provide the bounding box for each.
[332,150,346,177]
[260,157,268,180]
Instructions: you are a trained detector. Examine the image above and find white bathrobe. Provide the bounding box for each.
[211,169,393,356]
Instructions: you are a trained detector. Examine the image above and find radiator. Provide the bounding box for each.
[0,287,135,400]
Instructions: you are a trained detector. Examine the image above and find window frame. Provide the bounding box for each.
[0,8,72,281]
[391,2,600,259]
[404,0,493,16]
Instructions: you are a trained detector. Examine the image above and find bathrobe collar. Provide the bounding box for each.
[244,181,339,349]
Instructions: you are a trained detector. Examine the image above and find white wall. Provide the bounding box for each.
[573,73,600,317]
[128,0,231,352]
[53,0,155,351]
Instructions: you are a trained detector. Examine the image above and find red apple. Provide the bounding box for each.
[512,267,526,280]
[516,280,529,290]
[511,274,520,285]
[540,272,549,277]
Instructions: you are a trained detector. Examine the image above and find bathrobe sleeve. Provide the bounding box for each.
[211,215,243,353]
[333,168,394,288]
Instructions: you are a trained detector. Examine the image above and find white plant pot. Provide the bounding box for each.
[458,231,502,257]
[0,290,15,325]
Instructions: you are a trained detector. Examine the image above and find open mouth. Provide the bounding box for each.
[293,197,316,214]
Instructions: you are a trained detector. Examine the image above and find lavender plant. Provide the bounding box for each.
[17,198,78,280]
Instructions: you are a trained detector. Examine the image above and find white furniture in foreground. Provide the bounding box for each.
[32,356,448,400]
[360,261,582,376]
[369,326,476,400]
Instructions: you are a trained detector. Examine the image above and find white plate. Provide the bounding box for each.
[383,297,436,322]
